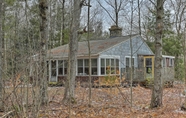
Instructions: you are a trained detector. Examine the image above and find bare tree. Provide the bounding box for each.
[62,0,84,105]
[170,0,186,81]
[150,0,164,108]
[97,0,128,26]
[39,0,48,105]
[138,0,141,35]
[60,0,65,45]
[0,0,4,112]
[129,0,134,109]
[170,0,186,110]
[87,0,91,107]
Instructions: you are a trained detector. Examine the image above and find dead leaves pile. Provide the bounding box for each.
[39,83,186,117]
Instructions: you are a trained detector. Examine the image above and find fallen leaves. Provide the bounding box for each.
[1,82,186,117]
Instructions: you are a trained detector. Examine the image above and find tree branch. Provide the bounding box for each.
[97,0,116,25]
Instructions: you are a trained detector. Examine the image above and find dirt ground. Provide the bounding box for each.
[1,82,186,118]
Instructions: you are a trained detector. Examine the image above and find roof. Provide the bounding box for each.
[47,34,139,59]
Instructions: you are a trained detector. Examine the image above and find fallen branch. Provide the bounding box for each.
[1,110,15,118]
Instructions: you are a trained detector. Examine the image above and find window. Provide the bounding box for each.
[77,59,98,75]
[162,56,174,67]
[78,59,83,74]
[57,60,68,75]
[91,59,97,75]
[46,61,49,76]
[100,58,119,75]
[146,58,152,67]
[84,59,89,75]
[51,60,56,76]
[116,59,119,74]
[101,59,105,75]
[106,59,110,74]
[169,58,174,67]
[126,57,134,67]
[64,60,68,75]
[145,58,152,74]
[58,60,63,75]
[111,59,115,74]
[126,58,129,68]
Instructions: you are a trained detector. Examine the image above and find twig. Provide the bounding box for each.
[1,110,15,118]
[116,86,131,104]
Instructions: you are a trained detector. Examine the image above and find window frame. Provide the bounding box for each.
[125,56,135,68]
[77,58,98,76]
[58,60,64,75]
[100,57,120,76]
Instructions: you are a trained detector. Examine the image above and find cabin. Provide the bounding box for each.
[46,26,175,87]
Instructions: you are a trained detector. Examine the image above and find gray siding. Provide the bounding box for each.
[100,36,153,68]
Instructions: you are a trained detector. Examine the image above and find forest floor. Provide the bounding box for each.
[1,82,186,118]
[44,82,186,118]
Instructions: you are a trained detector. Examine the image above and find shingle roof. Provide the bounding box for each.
[47,35,138,59]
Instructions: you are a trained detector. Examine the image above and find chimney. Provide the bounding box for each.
[109,25,122,37]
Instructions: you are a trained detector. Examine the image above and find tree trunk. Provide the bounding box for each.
[87,0,92,107]
[60,0,65,45]
[0,0,4,111]
[130,0,134,109]
[39,0,48,105]
[62,0,83,105]
[138,0,141,35]
[181,24,186,110]
[115,0,118,26]
[150,0,164,108]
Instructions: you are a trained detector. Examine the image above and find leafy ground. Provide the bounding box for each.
[44,82,186,118]
[1,82,186,118]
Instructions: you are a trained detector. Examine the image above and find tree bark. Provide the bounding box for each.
[181,24,186,111]
[39,0,48,105]
[138,0,141,35]
[0,0,4,111]
[150,0,164,108]
[87,0,92,107]
[62,0,83,105]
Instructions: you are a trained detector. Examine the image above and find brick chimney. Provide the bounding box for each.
[109,25,122,37]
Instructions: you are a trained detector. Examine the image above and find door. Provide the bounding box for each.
[144,56,154,79]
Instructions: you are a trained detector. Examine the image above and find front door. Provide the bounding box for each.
[144,56,154,79]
